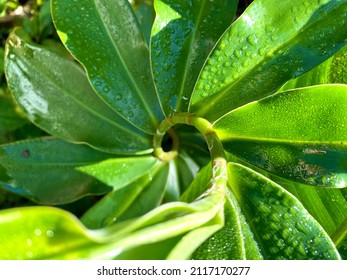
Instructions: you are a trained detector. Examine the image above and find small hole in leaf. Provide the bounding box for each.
[21,149,30,158]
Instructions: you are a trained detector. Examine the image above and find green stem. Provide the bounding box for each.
[153,113,227,195]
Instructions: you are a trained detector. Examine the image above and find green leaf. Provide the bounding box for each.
[225,140,347,188]
[281,43,347,90]
[134,1,156,46]
[215,85,347,143]
[175,151,200,194]
[0,180,224,259]
[5,28,151,154]
[190,0,347,120]
[81,162,168,229]
[51,0,164,133]
[191,191,247,260]
[78,156,160,190]
[0,207,106,259]
[151,0,237,114]
[227,162,341,259]
[0,138,112,205]
[182,164,261,260]
[167,214,223,260]
[0,47,4,74]
[279,180,347,245]
[0,95,27,132]
[214,85,347,188]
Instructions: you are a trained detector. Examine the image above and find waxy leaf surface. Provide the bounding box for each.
[52,0,164,132]
[5,29,151,154]
[281,43,347,90]
[215,85,347,188]
[0,138,112,204]
[78,156,160,190]
[151,0,237,114]
[81,163,168,229]
[227,163,340,259]
[190,0,347,120]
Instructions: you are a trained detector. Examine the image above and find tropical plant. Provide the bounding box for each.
[0,0,347,260]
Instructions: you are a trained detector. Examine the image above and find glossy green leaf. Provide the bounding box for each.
[226,140,347,188]
[0,185,224,259]
[181,164,262,260]
[134,1,155,45]
[190,0,347,120]
[114,236,183,260]
[175,151,200,194]
[5,28,151,154]
[81,163,168,229]
[215,85,347,143]
[281,43,347,90]
[0,207,107,259]
[151,0,237,114]
[0,138,113,204]
[77,156,160,190]
[52,0,164,133]
[278,179,347,246]
[167,214,223,260]
[214,85,347,187]
[228,163,341,259]
[191,191,247,260]
[0,95,27,132]
[226,152,347,248]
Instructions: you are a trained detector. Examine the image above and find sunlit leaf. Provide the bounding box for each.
[5,28,151,154]
[215,85,347,188]
[52,0,164,132]
[190,0,347,120]
[151,0,237,114]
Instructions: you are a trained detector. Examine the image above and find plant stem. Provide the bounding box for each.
[153,113,227,195]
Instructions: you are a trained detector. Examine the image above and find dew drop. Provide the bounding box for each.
[234,49,242,58]
[46,230,55,238]
[247,35,257,46]
[295,221,309,235]
[103,86,110,93]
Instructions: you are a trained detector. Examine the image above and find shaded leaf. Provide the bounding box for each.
[190,0,347,120]
[151,0,237,114]
[0,138,112,204]
[0,95,27,132]
[281,43,347,90]
[225,140,347,188]
[81,163,167,229]
[52,0,164,132]
[134,1,156,45]
[5,28,151,154]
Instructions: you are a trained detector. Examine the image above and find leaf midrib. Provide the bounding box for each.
[176,0,207,111]
[92,0,160,128]
[196,1,344,117]
[15,44,149,144]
